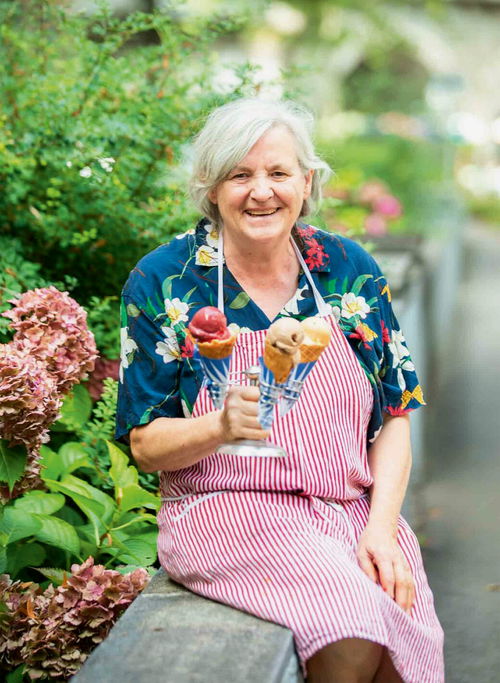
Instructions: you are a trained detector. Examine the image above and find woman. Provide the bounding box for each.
[116,99,444,682]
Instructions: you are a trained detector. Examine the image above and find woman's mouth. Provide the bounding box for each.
[244,208,280,217]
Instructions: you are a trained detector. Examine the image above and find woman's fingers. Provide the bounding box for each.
[394,558,414,614]
[221,385,269,440]
[356,547,379,584]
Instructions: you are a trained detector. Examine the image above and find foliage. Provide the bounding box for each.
[343,39,429,116]
[318,134,445,234]
[1,439,160,581]
[0,0,245,305]
[0,557,149,681]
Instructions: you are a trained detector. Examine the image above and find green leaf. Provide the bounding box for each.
[39,445,62,481]
[0,439,27,492]
[58,441,90,475]
[0,546,6,573]
[0,507,42,545]
[351,274,373,295]
[44,477,109,544]
[161,274,181,301]
[32,513,80,556]
[6,542,46,578]
[6,665,25,683]
[13,491,65,515]
[229,291,250,309]
[35,567,68,585]
[114,536,157,566]
[119,484,160,513]
[48,474,115,523]
[108,440,137,489]
[52,384,92,432]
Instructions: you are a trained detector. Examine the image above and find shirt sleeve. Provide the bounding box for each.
[371,261,426,416]
[115,294,183,441]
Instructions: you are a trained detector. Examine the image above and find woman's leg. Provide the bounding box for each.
[306,638,383,683]
[373,648,403,682]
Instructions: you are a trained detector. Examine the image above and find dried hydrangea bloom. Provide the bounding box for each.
[4,286,97,394]
[0,557,150,680]
[0,343,61,451]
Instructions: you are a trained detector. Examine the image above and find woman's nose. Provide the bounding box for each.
[249,176,273,200]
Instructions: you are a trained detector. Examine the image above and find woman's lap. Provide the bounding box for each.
[158,491,444,682]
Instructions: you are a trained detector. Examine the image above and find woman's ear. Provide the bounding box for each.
[208,186,218,204]
[303,169,314,199]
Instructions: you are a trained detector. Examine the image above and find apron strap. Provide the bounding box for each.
[217,228,330,318]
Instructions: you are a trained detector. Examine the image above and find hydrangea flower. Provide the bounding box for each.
[4,286,97,394]
[0,557,149,680]
[0,344,61,452]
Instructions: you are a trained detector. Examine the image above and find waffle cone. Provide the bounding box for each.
[264,341,295,384]
[196,334,237,359]
[300,342,327,363]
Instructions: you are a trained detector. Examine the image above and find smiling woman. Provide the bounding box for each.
[116,99,444,683]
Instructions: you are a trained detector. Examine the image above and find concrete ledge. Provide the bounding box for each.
[72,569,303,683]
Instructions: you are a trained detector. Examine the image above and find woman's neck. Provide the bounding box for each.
[222,230,297,279]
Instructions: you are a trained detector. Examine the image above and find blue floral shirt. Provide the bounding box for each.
[116,219,425,445]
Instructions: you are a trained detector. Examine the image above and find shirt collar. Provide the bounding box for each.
[194,218,330,273]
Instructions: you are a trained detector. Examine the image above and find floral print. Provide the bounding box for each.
[116,219,425,444]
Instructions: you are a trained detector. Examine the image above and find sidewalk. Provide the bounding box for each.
[423,222,500,682]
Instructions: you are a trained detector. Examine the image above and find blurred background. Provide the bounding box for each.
[1,1,499,680]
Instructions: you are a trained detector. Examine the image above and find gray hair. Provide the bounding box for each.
[189,98,332,225]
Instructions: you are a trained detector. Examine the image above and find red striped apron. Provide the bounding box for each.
[157,235,445,682]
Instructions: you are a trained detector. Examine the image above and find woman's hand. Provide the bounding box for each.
[356,524,415,615]
[219,385,270,442]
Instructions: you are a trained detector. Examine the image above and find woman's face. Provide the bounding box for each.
[209,125,313,247]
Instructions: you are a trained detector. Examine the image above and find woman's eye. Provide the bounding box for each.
[231,172,248,180]
[272,171,287,178]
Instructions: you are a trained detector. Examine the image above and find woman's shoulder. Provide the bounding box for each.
[122,229,197,302]
[298,223,380,276]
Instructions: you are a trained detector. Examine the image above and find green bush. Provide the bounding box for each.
[0,0,246,307]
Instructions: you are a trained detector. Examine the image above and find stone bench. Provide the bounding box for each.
[72,568,303,683]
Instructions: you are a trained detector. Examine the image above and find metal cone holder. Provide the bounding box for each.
[195,348,231,410]
[279,361,316,417]
[215,364,287,458]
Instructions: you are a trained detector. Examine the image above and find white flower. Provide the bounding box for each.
[175,229,195,240]
[98,157,115,172]
[156,326,181,363]
[341,292,371,319]
[228,322,252,335]
[195,245,218,266]
[164,298,189,325]
[79,166,92,178]
[204,223,219,248]
[119,327,138,382]
[388,329,410,367]
[66,160,73,168]
[369,426,382,443]
[331,306,341,322]
[397,368,406,392]
[283,285,308,315]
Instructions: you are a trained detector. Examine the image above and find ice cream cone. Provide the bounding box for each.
[299,342,326,364]
[264,340,295,384]
[196,334,237,359]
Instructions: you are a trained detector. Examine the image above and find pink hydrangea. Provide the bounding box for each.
[0,558,150,680]
[364,213,388,237]
[3,286,97,394]
[87,357,120,401]
[373,194,402,219]
[0,344,61,452]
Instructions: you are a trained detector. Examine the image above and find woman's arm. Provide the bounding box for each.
[356,414,415,614]
[130,385,269,473]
